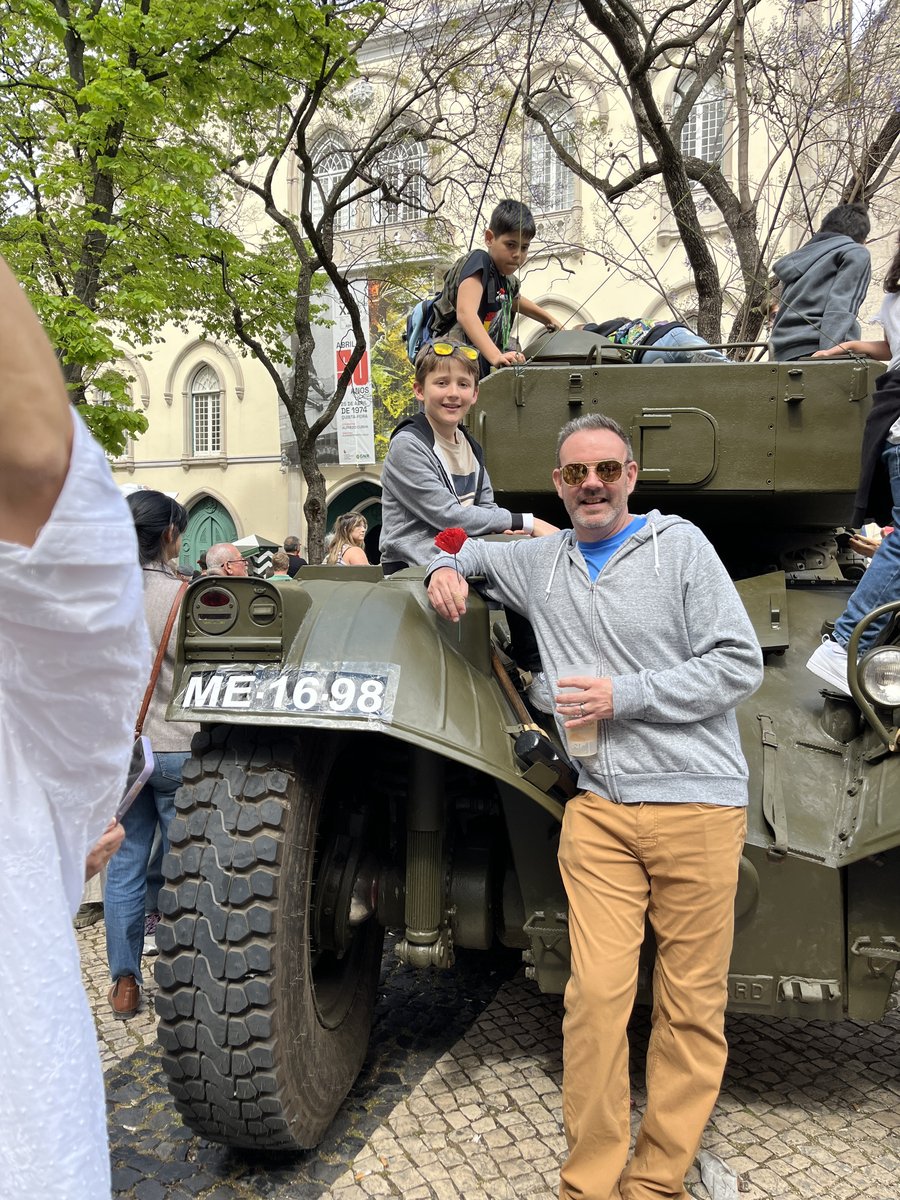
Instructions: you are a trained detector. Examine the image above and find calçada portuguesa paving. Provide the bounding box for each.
[79,920,900,1199]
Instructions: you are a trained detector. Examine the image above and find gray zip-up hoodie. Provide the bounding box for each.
[380,412,531,567]
[771,231,871,360]
[428,512,763,806]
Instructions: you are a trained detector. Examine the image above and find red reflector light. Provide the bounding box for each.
[198,588,233,608]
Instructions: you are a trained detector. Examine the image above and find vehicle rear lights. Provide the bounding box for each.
[191,586,238,635]
[199,588,232,607]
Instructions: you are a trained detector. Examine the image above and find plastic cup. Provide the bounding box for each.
[556,664,599,758]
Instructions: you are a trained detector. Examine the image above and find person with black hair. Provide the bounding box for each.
[104,489,199,1019]
[770,203,872,361]
[430,199,561,378]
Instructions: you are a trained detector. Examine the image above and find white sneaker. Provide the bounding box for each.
[806,638,851,696]
[526,670,554,714]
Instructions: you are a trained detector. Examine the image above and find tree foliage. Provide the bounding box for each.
[0,0,353,452]
[522,0,900,344]
[368,276,423,460]
[210,0,532,561]
[0,0,533,550]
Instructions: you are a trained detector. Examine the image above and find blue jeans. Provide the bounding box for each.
[641,327,730,364]
[146,831,164,913]
[834,442,900,654]
[104,750,189,984]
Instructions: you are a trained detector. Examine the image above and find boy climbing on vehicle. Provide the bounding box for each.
[380,340,558,574]
[430,200,561,378]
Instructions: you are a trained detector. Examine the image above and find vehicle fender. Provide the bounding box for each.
[169,570,563,820]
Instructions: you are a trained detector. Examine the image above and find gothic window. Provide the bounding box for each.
[88,380,134,461]
[527,97,576,214]
[191,365,222,456]
[372,139,428,225]
[311,138,356,231]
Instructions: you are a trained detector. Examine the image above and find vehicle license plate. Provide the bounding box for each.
[181,663,400,722]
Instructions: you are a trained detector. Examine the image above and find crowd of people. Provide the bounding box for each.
[2,189,898,1200]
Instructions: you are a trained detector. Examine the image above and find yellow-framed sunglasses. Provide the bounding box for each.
[430,341,479,361]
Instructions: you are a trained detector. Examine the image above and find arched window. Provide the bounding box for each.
[676,74,726,163]
[373,139,428,225]
[527,97,576,214]
[191,365,222,456]
[88,378,135,461]
[311,137,356,231]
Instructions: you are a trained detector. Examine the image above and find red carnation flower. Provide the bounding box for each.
[435,527,468,555]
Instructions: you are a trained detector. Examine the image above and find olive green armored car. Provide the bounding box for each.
[156,331,900,1152]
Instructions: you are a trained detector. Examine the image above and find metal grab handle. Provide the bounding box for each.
[847,601,900,751]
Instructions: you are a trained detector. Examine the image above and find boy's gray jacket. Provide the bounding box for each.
[771,231,871,359]
[380,412,526,566]
[428,512,764,807]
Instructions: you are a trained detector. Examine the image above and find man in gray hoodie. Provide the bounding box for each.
[770,203,871,360]
[427,413,763,1200]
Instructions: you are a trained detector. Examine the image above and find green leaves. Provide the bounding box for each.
[0,0,359,454]
[80,399,150,459]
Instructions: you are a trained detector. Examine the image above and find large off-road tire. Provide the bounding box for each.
[155,725,384,1150]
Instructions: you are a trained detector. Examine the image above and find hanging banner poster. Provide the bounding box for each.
[334,281,375,465]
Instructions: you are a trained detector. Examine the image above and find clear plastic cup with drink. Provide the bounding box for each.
[556,663,599,758]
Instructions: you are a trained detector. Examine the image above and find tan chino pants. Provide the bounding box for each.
[557,792,746,1200]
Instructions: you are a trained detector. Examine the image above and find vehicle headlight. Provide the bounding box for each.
[858,647,900,707]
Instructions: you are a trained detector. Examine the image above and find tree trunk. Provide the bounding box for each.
[580,0,724,339]
[300,437,328,565]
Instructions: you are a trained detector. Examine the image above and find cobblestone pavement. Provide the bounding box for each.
[79,918,900,1199]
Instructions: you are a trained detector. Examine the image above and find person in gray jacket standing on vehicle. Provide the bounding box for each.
[770,203,871,360]
[427,413,763,1200]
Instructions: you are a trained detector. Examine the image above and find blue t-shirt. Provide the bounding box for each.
[578,517,647,582]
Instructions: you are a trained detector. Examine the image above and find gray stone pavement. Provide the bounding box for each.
[78,918,900,1199]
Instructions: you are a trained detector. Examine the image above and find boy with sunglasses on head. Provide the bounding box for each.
[380,340,558,576]
[430,199,561,378]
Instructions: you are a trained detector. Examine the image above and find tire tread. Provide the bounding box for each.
[155,726,381,1150]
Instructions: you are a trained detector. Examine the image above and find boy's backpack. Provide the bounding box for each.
[405,292,439,363]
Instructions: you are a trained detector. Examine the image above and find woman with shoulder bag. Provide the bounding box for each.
[105,491,199,1019]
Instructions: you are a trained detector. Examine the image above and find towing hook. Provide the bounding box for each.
[850,935,900,977]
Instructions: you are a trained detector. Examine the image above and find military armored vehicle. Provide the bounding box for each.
[156,332,900,1153]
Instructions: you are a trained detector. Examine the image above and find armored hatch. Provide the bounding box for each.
[475,329,883,569]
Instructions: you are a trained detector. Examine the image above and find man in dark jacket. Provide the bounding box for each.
[770,203,871,360]
[283,535,307,576]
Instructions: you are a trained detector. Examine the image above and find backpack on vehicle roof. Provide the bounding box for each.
[405,291,440,363]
